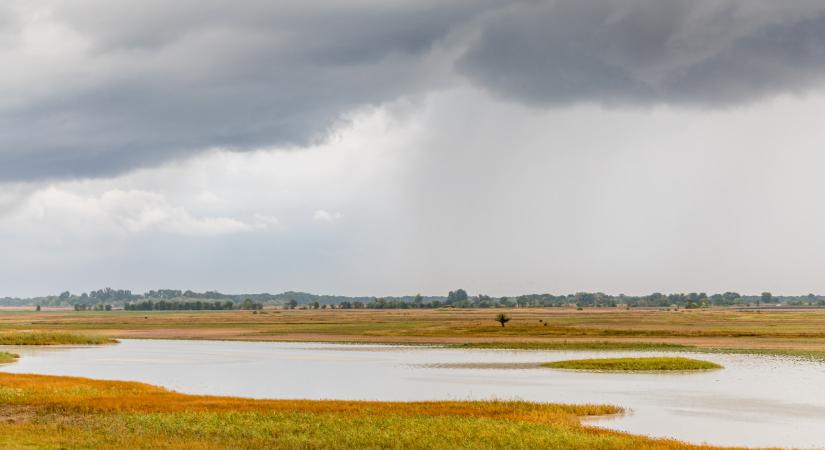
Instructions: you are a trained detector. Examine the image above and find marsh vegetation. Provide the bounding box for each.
[0,331,116,345]
[4,337,825,447]
[543,357,722,371]
[2,308,824,360]
[0,371,745,449]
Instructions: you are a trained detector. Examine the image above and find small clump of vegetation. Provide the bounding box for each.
[0,332,117,346]
[495,313,511,327]
[543,357,722,372]
[0,352,18,364]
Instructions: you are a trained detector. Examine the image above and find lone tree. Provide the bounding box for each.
[495,313,511,327]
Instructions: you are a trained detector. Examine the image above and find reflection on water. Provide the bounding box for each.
[2,339,824,449]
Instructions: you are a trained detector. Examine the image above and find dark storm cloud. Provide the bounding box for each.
[0,0,501,181]
[4,0,825,181]
[458,0,825,106]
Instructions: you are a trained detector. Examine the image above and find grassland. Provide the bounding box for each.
[0,352,17,364]
[3,307,825,357]
[0,308,811,448]
[0,331,116,345]
[543,357,722,372]
[0,372,739,449]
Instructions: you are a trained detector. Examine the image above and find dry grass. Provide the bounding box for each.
[0,331,117,345]
[0,372,743,449]
[543,357,722,371]
[4,308,825,355]
[0,352,17,364]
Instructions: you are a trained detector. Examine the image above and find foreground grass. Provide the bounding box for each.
[0,331,117,345]
[0,372,734,449]
[0,352,17,364]
[543,357,722,372]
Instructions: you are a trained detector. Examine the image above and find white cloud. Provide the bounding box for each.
[194,190,223,206]
[312,209,343,223]
[252,213,280,228]
[3,187,259,239]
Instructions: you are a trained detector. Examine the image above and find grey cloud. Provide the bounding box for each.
[0,0,501,181]
[4,0,825,182]
[0,6,18,46]
[458,0,825,106]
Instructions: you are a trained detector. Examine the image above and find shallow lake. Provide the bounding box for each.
[2,339,824,448]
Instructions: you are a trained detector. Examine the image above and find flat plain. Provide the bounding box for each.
[1,307,822,448]
[4,307,825,355]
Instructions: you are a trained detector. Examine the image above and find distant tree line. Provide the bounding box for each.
[7,287,825,311]
[74,304,112,311]
[335,290,825,310]
[125,300,236,311]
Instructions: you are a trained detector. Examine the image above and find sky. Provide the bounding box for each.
[3,0,825,297]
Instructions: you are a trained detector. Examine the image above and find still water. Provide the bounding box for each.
[2,339,824,448]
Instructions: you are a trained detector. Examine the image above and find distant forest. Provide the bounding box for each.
[2,288,825,310]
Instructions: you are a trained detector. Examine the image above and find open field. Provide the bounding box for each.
[4,307,825,355]
[0,371,742,449]
[543,357,722,371]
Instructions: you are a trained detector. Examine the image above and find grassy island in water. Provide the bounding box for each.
[543,357,722,371]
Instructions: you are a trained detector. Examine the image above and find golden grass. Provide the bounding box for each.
[0,352,17,364]
[0,331,117,345]
[543,357,722,372]
[0,372,738,449]
[4,308,825,356]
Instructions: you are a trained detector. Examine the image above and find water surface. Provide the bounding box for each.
[3,339,824,448]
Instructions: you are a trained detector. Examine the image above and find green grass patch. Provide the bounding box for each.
[543,357,722,372]
[452,341,692,351]
[0,352,18,364]
[0,331,117,345]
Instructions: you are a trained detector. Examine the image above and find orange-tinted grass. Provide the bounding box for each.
[0,372,756,449]
[0,373,611,425]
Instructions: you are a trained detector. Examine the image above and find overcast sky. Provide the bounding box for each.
[3,0,825,297]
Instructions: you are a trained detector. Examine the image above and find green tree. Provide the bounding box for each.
[241,298,262,310]
[447,289,468,305]
[495,313,511,327]
[760,291,772,307]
